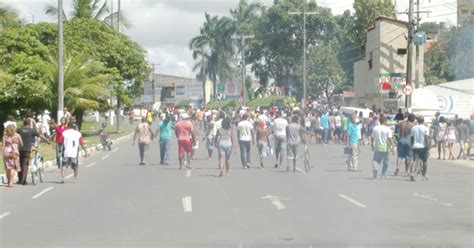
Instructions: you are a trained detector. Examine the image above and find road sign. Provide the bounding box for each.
[403,85,413,96]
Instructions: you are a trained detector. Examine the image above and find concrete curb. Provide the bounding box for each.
[0,133,134,185]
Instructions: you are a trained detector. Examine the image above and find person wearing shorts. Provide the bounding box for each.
[271,112,288,169]
[175,113,195,169]
[287,115,303,172]
[410,116,430,181]
[215,117,235,177]
[395,114,415,176]
[133,117,153,165]
[60,123,87,183]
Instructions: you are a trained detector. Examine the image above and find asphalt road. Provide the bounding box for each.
[1,131,473,247]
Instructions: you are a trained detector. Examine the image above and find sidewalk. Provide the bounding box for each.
[0,132,134,185]
[428,145,474,169]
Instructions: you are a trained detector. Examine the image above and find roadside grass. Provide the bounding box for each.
[0,121,133,175]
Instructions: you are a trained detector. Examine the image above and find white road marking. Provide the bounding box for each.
[112,148,119,152]
[0,211,11,220]
[182,196,192,212]
[413,192,454,207]
[261,195,289,210]
[338,194,367,208]
[186,170,192,177]
[101,154,110,160]
[295,167,307,174]
[65,173,74,179]
[32,186,54,199]
[86,162,97,168]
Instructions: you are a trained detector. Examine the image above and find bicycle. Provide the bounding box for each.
[303,142,311,173]
[30,144,45,185]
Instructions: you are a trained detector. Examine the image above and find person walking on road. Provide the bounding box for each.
[133,117,154,165]
[436,116,447,160]
[60,123,88,183]
[320,111,330,145]
[370,116,394,179]
[53,117,68,168]
[17,118,50,185]
[410,116,431,181]
[2,123,22,188]
[456,119,469,160]
[445,120,457,160]
[237,113,255,169]
[174,113,196,169]
[346,114,360,171]
[155,113,174,165]
[394,114,415,176]
[287,115,304,172]
[271,112,288,169]
[215,117,236,177]
[204,114,217,160]
[256,119,271,168]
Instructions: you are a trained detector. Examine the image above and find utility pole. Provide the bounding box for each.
[115,0,122,132]
[57,0,64,119]
[415,0,421,89]
[289,10,317,108]
[405,0,414,109]
[232,35,253,106]
[150,63,158,104]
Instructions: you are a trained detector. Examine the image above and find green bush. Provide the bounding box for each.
[247,96,296,109]
[206,99,237,109]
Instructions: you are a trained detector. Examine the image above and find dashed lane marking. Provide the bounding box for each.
[86,162,97,168]
[32,186,54,199]
[112,148,119,152]
[338,194,367,208]
[182,196,192,212]
[0,211,11,220]
[186,170,192,177]
[65,173,74,179]
[101,154,110,160]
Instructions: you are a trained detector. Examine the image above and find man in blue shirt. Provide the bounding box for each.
[155,113,174,165]
[320,112,330,145]
[346,114,360,171]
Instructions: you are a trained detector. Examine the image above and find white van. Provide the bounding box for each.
[339,107,372,118]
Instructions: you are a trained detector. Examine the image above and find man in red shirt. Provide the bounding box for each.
[175,113,196,169]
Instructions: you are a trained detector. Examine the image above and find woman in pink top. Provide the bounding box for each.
[54,117,68,168]
[2,123,23,187]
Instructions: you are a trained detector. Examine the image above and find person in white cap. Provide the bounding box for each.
[174,113,196,169]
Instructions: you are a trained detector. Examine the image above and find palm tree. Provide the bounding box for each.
[0,4,22,30]
[45,55,112,130]
[190,13,234,102]
[45,0,129,29]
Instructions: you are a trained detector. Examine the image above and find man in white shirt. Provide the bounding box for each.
[237,114,254,168]
[371,116,394,179]
[60,123,87,183]
[271,111,288,169]
[41,110,51,137]
[410,116,431,181]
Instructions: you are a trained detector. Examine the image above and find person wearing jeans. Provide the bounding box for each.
[237,114,254,168]
[346,114,360,171]
[370,116,394,179]
[155,114,174,165]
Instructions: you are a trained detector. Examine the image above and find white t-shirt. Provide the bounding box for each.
[237,120,253,141]
[257,114,268,126]
[62,129,83,158]
[411,124,430,149]
[272,117,288,138]
[371,124,393,152]
[335,115,342,127]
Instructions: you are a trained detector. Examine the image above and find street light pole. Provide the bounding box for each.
[405,0,414,109]
[232,35,253,106]
[57,0,64,119]
[289,10,317,108]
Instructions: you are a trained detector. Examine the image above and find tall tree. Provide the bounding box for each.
[307,39,346,104]
[351,0,396,56]
[190,13,234,101]
[45,0,129,29]
[0,4,22,30]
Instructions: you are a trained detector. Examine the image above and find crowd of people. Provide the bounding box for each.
[2,108,87,187]
[3,104,473,187]
[133,104,474,179]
